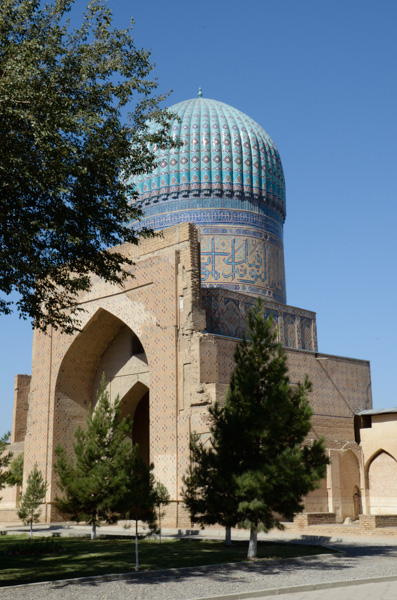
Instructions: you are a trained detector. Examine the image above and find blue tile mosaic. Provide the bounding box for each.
[128,95,288,302]
[130,97,286,219]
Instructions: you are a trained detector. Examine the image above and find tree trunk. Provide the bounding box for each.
[135,518,139,571]
[91,521,96,540]
[29,521,33,540]
[159,514,162,544]
[247,528,257,559]
[225,525,232,546]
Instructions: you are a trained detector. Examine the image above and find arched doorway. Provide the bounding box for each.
[353,485,362,520]
[120,383,150,465]
[339,450,360,520]
[133,392,150,464]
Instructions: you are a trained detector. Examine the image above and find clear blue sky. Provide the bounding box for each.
[1,0,396,432]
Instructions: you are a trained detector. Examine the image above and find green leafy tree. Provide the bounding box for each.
[184,300,329,558]
[7,452,24,488]
[54,374,138,539]
[0,0,175,333]
[0,432,12,500]
[154,481,170,544]
[17,464,48,538]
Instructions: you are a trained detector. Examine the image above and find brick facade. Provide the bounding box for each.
[0,224,377,527]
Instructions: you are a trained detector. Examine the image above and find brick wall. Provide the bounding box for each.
[359,514,397,529]
[294,513,336,528]
[11,374,31,444]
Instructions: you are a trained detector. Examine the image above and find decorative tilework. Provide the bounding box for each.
[135,199,284,231]
[301,318,313,350]
[134,207,286,302]
[128,96,287,303]
[284,315,296,348]
[130,97,285,218]
[200,225,285,302]
[202,288,318,352]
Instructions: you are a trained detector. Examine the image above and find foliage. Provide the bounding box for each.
[121,452,157,528]
[0,432,12,500]
[7,452,23,487]
[54,374,156,544]
[54,374,139,538]
[0,0,175,332]
[154,481,170,543]
[183,300,329,558]
[120,452,157,570]
[17,464,48,538]
[182,414,241,545]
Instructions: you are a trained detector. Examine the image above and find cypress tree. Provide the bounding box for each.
[182,405,241,545]
[120,453,157,570]
[183,300,329,558]
[54,374,147,539]
[154,482,170,544]
[17,464,48,539]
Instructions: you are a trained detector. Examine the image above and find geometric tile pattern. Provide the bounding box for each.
[202,287,318,351]
[130,97,286,218]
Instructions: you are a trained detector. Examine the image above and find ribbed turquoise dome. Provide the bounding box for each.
[130,94,287,304]
[133,96,286,220]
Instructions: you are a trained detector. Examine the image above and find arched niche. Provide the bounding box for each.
[304,476,328,513]
[353,485,362,520]
[54,308,149,457]
[367,450,397,515]
[339,450,360,520]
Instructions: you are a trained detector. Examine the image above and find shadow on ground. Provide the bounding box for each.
[45,542,397,591]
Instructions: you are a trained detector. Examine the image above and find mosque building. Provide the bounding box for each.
[1,92,396,530]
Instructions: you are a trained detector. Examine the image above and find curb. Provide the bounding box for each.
[186,574,397,600]
[3,572,397,598]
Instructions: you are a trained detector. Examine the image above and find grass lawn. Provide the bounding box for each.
[0,534,334,587]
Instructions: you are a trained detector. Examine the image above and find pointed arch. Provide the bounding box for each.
[56,308,129,410]
[365,448,397,475]
[339,449,360,520]
[366,450,397,514]
[53,308,149,457]
[118,382,150,463]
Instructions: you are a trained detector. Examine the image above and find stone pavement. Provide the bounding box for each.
[234,579,397,600]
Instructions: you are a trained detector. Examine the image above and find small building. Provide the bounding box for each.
[355,409,397,516]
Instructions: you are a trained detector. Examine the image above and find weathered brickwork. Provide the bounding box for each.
[359,514,397,529]
[3,88,397,530]
[0,223,380,527]
[286,350,372,417]
[11,375,31,444]
[294,512,336,528]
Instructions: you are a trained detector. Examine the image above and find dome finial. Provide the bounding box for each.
[198,87,203,98]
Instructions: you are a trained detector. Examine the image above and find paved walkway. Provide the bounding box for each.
[249,580,397,600]
[1,525,397,600]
